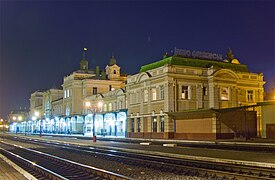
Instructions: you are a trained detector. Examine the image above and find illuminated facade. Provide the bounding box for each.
[9,48,269,140]
[10,51,127,137]
[84,88,127,136]
[126,49,265,140]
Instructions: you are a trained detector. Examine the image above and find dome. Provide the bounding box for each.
[231,59,240,64]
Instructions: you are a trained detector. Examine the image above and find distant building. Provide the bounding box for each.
[126,48,265,140]
[8,109,29,133]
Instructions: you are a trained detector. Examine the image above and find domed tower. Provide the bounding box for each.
[80,48,89,70]
[105,54,121,80]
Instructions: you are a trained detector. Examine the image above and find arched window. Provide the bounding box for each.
[114,70,116,74]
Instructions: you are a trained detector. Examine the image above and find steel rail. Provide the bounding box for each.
[0,146,68,180]
[10,136,275,180]
[0,141,132,180]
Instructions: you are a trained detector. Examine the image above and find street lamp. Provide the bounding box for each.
[33,111,41,136]
[85,101,103,142]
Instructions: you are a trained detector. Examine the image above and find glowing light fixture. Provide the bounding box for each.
[85,101,91,107]
[98,101,103,108]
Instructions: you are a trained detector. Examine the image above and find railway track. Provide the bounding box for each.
[0,141,132,180]
[2,135,275,180]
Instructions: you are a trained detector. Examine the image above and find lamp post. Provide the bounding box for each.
[85,101,103,142]
[33,111,41,137]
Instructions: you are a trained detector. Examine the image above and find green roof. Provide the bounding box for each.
[139,55,250,73]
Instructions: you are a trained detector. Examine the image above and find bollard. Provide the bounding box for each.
[93,135,97,142]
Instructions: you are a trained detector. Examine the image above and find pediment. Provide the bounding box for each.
[215,73,236,79]
[136,72,151,82]
[212,69,239,80]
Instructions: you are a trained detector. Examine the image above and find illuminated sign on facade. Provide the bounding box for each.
[174,48,223,61]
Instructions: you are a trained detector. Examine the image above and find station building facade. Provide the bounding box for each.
[9,48,273,140]
[126,49,265,140]
[10,52,128,137]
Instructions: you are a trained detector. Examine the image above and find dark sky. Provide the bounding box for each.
[0,1,274,118]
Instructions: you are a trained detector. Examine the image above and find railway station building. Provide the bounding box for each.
[126,48,265,140]
[9,48,274,140]
[10,51,128,137]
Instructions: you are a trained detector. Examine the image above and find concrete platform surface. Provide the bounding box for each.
[0,153,35,180]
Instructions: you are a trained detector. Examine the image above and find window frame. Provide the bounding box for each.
[220,87,230,101]
[181,86,189,99]
[152,88,157,100]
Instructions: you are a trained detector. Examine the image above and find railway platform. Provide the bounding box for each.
[0,153,34,180]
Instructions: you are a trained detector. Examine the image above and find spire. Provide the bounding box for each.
[226,48,234,61]
[80,47,89,70]
[109,53,117,66]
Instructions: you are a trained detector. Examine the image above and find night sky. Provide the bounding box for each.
[0,1,274,118]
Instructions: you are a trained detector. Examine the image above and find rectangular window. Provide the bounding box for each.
[93,87,98,95]
[108,103,112,111]
[131,118,135,132]
[160,116,164,132]
[137,118,141,132]
[64,90,66,98]
[203,87,207,96]
[152,117,157,132]
[144,90,148,102]
[247,90,253,102]
[160,85,164,99]
[109,85,112,91]
[221,87,229,100]
[181,86,189,99]
[67,89,70,97]
[152,88,157,100]
[103,104,107,111]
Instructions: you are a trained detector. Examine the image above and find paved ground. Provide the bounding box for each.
[0,154,28,180]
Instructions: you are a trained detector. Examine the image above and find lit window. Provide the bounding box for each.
[247,90,254,102]
[103,104,107,111]
[160,85,164,99]
[64,90,66,98]
[67,89,70,97]
[144,89,148,102]
[108,103,112,111]
[221,87,229,100]
[181,86,189,99]
[152,88,157,100]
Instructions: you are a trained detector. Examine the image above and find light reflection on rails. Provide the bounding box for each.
[0,141,132,180]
